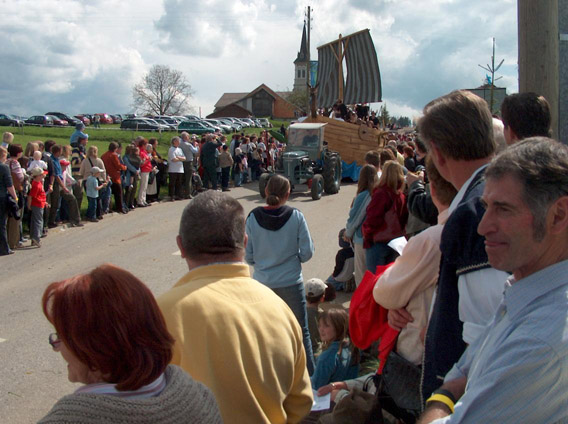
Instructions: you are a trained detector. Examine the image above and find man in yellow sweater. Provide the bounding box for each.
[158,191,313,424]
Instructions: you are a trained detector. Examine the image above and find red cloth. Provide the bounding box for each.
[101,151,126,184]
[139,148,153,173]
[349,264,400,373]
[29,180,46,208]
[362,186,408,249]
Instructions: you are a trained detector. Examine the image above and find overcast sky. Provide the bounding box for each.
[1,0,518,120]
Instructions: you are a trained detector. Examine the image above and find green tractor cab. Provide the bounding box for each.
[259,123,341,200]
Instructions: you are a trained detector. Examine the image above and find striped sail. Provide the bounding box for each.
[344,30,382,105]
[316,42,342,109]
[316,29,382,108]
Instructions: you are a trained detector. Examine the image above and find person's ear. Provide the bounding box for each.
[243,232,248,249]
[176,235,186,258]
[547,196,568,236]
[429,142,446,169]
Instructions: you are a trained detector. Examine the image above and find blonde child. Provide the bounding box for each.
[27,150,47,172]
[85,167,108,222]
[310,308,360,390]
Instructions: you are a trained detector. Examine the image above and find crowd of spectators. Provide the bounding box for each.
[4,90,567,423]
[0,124,284,255]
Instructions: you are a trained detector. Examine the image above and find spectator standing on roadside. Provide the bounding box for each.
[71,136,88,214]
[39,140,55,236]
[2,132,13,149]
[85,167,108,222]
[101,142,127,214]
[219,144,233,192]
[7,144,25,249]
[69,123,88,145]
[200,135,221,190]
[0,146,18,255]
[93,114,101,129]
[179,132,199,199]
[78,145,107,220]
[58,159,83,228]
[27,167,47,248]
[168,136,185,201]
[158,191,313,423]
[500,92,552,145]
[137,138,152,207]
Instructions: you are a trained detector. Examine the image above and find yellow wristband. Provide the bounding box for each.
[426,393,455,413]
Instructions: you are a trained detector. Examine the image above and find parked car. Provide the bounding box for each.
[233,118,250,128]
[154,118,178,130]
[110,115,122,124]
[25,115,54,126]
[200,120,223,133]
[47,112,80,126]
[204,119,231,134]
[0,114,24,127]
[178,120,214,134]
[47,115,68,126]
[120,118,161,131]
[94,113,113,124]
[241,118,256,127]
[258,118,272,128]
[74,115,91,126]
[184,115,201,121]
[143,118,171,131]
[218,118,241,132]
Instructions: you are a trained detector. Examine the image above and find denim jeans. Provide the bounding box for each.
[365,242,399,273]
[272,282,315,375]
[86,197,97,219]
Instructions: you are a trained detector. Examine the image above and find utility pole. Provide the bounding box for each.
[518,0,559,139]
[306,6,311,95]
[478,38,503,114]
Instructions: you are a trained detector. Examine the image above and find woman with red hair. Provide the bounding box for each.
[39,264,221,423]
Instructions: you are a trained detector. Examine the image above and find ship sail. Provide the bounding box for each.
[316,29,382,108]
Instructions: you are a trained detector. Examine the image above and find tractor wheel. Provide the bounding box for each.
[323,152,341,194]
[259,173,271,198]
[311,174,324,200]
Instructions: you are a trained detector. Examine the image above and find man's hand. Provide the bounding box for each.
[388,307,414,331]
[406,171,424,186]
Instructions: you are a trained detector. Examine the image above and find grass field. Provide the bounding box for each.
[2,120,290,159]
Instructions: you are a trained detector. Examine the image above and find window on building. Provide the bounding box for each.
[298,69,301,78]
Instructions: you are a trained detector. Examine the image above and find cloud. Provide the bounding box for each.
[0,0,148,115]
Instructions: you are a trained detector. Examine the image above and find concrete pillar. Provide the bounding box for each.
[518,0,560,140]
[559,0,567,143]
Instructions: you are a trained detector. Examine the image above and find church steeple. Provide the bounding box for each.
[293,21,309,91]
[294,22,308,64]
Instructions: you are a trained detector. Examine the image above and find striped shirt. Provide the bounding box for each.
[75,373,166,399]
[434,260,568,423]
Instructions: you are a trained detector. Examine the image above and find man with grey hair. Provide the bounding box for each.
[419,138,568,423]
[179,131,199,198]
[157,191,312,424]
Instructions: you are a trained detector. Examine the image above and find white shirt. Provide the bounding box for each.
[168,147,185,173]
[449,164,509,344]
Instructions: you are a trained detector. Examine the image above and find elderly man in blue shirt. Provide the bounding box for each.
[420,137,568,423]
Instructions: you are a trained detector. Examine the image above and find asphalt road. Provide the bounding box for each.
[0,180,357,423]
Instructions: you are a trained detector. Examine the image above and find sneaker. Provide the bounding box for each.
[88,218,99,223]
[31,239,41,248]
[70,222,84,228]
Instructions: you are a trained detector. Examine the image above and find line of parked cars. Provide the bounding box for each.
[1,111,273,133]
[120,115,272,133]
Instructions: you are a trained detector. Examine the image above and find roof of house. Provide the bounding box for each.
[214,92,248,109]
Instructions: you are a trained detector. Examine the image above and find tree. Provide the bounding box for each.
[132,65,194,115]
[379,103,390,128]
[285,89,310,113]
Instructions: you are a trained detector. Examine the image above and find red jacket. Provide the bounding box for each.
[362,186,408,248]
[101,151,126,184]
[139,148,153,173]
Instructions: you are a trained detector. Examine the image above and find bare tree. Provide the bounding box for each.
[132,65,194,115]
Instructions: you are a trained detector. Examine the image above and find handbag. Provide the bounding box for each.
[372,192,404,244]
[317,387,383,424]
[380,350,422,412]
